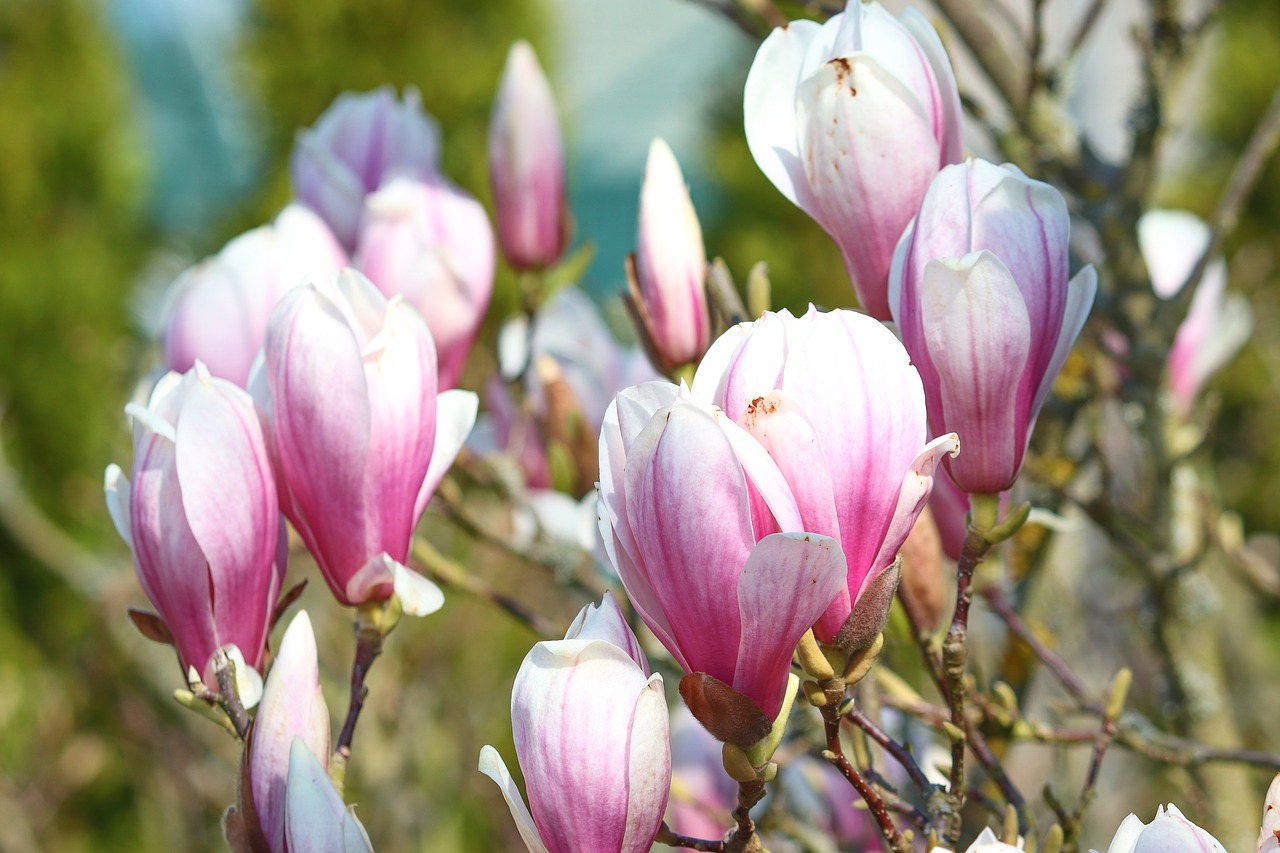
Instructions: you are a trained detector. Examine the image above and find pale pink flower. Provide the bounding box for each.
[355,175,495,389]
[488,41,567,271]
[105,364,284,698]
[251,270,474,611]
[744,0,962,319]
[889,159,1096,494]
[479,594,669,853]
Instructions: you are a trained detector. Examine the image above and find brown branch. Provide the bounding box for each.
[410,536,558,639]
[820,691,912,853]
[846,705,933,794]
[657,824,726,852]
[334,620,383,761]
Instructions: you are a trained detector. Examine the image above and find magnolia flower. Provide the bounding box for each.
[480,594,670,853]
[598,381,846,734]
[744,0,962,319]
[251,270,475,612]
[889,159,1096,494]
[290,87,441,249]
[488,41,568,271]
[355,174,495,390]
[247,612,330,853]
[630,138,710,371]
[692,307,957,648]
[1091,804,1226,853]
[1137,209,1253,417]
[163,204,348,387]
[105,364,283,701]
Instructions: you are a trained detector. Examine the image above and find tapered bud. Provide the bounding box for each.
[251,269,475,611]
[889,159,1096,494]
[630,138,710,371]
[244,611,330,853]
[290,87,441,249]
[1090,804,1226,853]
[744,0,962,319]
[355,175,495,389]
[164,205,347,387]
[479,593,670,853]
[488,41,568,271]
[104,365,284,697]
[691,307,957,645]
[598,381,847,721]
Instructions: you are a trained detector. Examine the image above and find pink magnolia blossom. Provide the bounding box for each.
[632,138,710,370]
[597,381,847,722]
[104,365,284,698]
[744,0,962,319]
[888,159,1096,494]
[251,270,475,611]
[355,175,495,390]
[247,611,330,853]
[1091,804,1226,853]
[489,41,568,271]
[290,87,441,249]
[1137,209,1253,417]
[479,593,669,853]
[692,307,957,646]
[163,204,347,387]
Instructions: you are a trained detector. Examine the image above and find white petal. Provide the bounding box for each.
[220,643,264,710]
[415,389,479,518]
[392,561,445,617]
[478,745,550,853]
[743,19,823,212]
[104,464,133,549]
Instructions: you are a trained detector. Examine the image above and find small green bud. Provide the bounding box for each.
[1106,667,1132,721]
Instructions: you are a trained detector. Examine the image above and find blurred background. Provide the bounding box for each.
[2,0,1280,850]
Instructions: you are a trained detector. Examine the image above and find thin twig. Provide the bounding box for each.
[656,824,726,852]
[213,650,251,741]
[1183,81,1280,295]
[1066,0,1110,59]
[846,705,933,793]
[929,0,1028,117]
[981,588,1096,710]
[334,621,383,760]
[820,692,912,853]
[410,536,558,639]
[941,526,994,846]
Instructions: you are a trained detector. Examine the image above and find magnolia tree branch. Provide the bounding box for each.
[334,618,384,765]
[820,690,912,853]
[411,536,558,638]
[940,514,997,846]
[1183,81,1280,294]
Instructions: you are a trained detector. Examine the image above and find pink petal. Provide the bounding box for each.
[732,532,847,720]
[624,402,753,685]
[921,252,1031,494]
